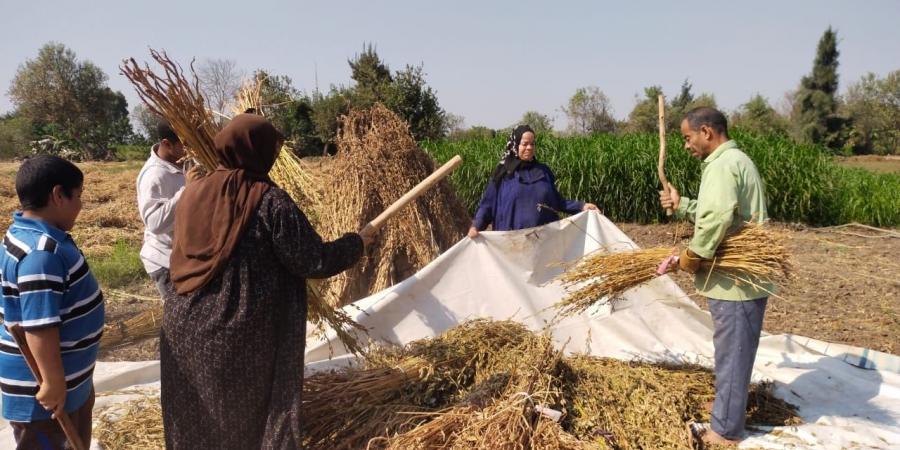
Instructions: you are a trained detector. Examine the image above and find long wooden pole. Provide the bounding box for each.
[657,95,673,216]
[361,155,463,233]
[8,325,86,450]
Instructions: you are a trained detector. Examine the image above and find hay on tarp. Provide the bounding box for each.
[555,222,793,317]
[94,320,800,449]
[95,395,164,450]
[303,320,800,450]
[314,104,470,306]
[302,320,544,449]
[559,356,801,450]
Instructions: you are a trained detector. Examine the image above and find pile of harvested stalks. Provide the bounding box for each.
[347,320,800,449]
[95,395,164,450]
[302,320,545,449]
[95,320,800,449]
[121,49,220,170]
[559,356,801,450]
[555,222,792,317]
[315,104,470,306]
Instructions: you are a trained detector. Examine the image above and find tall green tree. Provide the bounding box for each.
[8,42,132,159]
[562,86,616,134]
[252,70,324,156]
[518,111,553,134]
[385,64,446,141]
[731,94,789,135]
[311,45,447,144]
[626,86,663,133]
[348,44,392,104]
[792,27,846,149]
[841,70,900,155]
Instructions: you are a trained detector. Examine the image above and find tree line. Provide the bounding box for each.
[1,28,897,160]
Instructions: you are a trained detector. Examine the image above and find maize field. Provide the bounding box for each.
[423,131,900,227]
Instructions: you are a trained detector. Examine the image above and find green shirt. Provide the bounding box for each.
[675,140,775,301]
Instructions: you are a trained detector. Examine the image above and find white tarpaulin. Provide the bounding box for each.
[1,211,898,449]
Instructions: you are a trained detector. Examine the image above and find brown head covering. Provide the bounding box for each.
[170,114,284,294]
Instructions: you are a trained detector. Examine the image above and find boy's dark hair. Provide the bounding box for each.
[15,155,84,210]
[683,107,729,137]
[156,119,180,143]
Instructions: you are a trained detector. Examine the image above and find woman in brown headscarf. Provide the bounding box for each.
[160,114,371,449]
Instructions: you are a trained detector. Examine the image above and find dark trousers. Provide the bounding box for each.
[10,389,94,450]
[709,297,768,440]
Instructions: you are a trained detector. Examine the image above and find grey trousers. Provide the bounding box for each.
[709,297,768,440]
[149,268,170,299]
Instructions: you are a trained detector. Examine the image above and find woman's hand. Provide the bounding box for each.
[467,226,479,239]
[358,224,376,248]
[582,203,599,211]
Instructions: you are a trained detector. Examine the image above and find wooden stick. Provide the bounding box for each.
[361,155,463,233]
[657,94,672,216]
[8,325,86,450]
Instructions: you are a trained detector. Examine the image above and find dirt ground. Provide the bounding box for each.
[0,161,897,360]
[836,154,900,174]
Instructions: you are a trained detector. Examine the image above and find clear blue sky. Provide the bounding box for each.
[1,0,898,130]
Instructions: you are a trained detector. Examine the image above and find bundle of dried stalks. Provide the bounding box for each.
[555,246,673,317]
[95,395,164,450]
[556,222,792,317]
[100,303,163,349]
[700,221,793,288]
[231,77,324,213]
[121,49,220,170]
[316,104,470,306]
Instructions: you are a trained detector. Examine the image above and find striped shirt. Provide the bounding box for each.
[0,213,104,422]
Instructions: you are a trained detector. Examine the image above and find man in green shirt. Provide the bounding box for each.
[659,107,771,446]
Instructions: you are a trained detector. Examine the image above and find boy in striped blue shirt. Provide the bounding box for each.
[1,155,104,449]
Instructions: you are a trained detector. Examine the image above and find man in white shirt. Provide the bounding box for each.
[136,120,186,297]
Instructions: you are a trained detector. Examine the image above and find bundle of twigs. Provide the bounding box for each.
[121,49,220,170]
[100,303,163,349]
[555,222,792,317]
[555,246,672,317]
[699,222,793,288]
